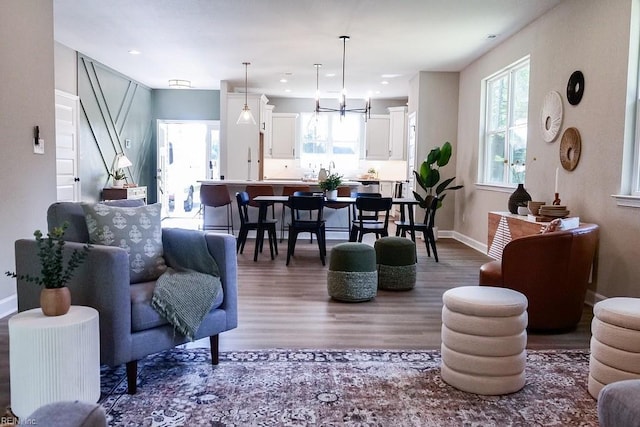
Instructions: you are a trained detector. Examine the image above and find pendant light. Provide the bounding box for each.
[237,62,256,125]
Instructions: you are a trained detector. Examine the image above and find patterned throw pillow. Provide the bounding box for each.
[82,203,167,283]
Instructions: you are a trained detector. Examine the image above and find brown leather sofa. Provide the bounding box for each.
[479,223,599,332]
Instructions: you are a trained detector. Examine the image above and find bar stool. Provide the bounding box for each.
[246,185,275,219]
[325,185,352,236]
[199,184,233,234]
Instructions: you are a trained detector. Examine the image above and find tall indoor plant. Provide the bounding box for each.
[413,141,464,210]
[6,223,91,316]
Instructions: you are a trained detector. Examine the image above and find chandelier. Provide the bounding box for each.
[315,36,371,119]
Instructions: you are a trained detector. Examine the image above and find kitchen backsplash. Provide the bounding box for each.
[263,159,409,181]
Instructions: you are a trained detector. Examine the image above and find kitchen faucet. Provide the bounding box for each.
[328,160,336,174]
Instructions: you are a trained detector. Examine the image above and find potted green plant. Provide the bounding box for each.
[413,141,464,210]
[319,173,343,200]
[6,223,91,316]
[110,169,126,188]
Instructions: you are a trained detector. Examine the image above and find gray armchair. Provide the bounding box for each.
[14,201,238,394]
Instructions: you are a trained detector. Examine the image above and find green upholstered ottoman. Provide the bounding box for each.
[374,236,417,290]
[327,243,377,302]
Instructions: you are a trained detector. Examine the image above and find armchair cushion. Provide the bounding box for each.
[131,279,224,332]
[82,203,167,283]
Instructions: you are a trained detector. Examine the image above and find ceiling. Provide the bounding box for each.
[53,0,562,99]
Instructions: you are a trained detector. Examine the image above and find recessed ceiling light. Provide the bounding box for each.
[128,49,141,55]
[381,74,401,78]
[325,73,336,78]
[381,81,389,85]
[284,89,292,93]
[280,78,288,83]
[168,79,191,88]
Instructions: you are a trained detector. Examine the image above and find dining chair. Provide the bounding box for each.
[199,184,234,234]
[280,185,311,242]
[236,191,278,260]
[395,195,439,262]
[349,196,393,242]
[286,195,326,266]
[350,192,382,222]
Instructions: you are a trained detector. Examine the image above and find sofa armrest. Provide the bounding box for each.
[204,233,238,329]
[15,239,133,366]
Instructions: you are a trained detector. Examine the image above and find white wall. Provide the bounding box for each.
[0,0,57,311]
[455,0,638,298]
[54,42,77,95]
[408,71,460,230]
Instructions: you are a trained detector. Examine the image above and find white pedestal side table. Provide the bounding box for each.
[9,306,100,418]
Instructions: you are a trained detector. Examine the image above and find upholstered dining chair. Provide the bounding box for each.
[395,195,440,262]
[246,184,275,219]
[325,185,352,236]
[236,191,278,260]
[286,195,326,266]
[199,184,234,234]
[349,196,392,242]
[13,200,238,395]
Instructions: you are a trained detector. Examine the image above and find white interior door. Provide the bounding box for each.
[55,90,80,202]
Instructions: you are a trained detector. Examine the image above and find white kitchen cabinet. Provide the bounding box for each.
[365,115,390,160]
[262,104,274,157]
[259,95,270,134]
[225,93,261,180]
[388,106,407,160]
[271,113,298,159]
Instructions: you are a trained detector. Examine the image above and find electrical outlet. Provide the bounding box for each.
[125,139,131,148]
[34,138,44,154]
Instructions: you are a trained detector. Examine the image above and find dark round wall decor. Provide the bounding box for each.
[567,70,585,105]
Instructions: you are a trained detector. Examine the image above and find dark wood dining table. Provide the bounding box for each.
[251,195,421,261]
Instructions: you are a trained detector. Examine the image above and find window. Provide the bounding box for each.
[480,57,530,186]
[299,112,363,169]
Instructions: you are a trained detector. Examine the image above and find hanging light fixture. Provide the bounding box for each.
[237,62,256,125]
[315,36,371,119]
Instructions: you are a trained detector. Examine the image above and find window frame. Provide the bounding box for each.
[298,112,364,167]
[479,56,531,188]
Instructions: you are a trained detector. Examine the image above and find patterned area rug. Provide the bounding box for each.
[100,349,598,426]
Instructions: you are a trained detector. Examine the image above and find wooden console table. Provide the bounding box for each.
[102,186,147,203]
[487,211,548,259]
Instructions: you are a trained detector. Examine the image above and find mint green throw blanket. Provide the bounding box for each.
[152,229,221,340]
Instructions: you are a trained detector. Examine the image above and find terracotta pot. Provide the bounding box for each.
[40,287,71,316]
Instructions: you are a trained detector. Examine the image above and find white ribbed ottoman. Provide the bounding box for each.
[441,286,528,395]
[9,306,100,418]
[589,297,640,399]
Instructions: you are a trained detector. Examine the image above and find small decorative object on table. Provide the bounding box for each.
[5,223,91,316]
[508,184,532,214]
[320,172,343,200]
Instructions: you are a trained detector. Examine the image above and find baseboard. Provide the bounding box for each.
[0,294,17,319]
[451,231,487,255]
[585,290,606,307]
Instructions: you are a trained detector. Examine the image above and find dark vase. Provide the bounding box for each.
[508,184,532,214]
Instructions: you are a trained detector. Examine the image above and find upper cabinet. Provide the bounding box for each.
[388,106,407,160]
[270,113,298,159]
[365,115,391,160]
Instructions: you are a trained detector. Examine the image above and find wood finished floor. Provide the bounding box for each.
[0,233,594,410]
